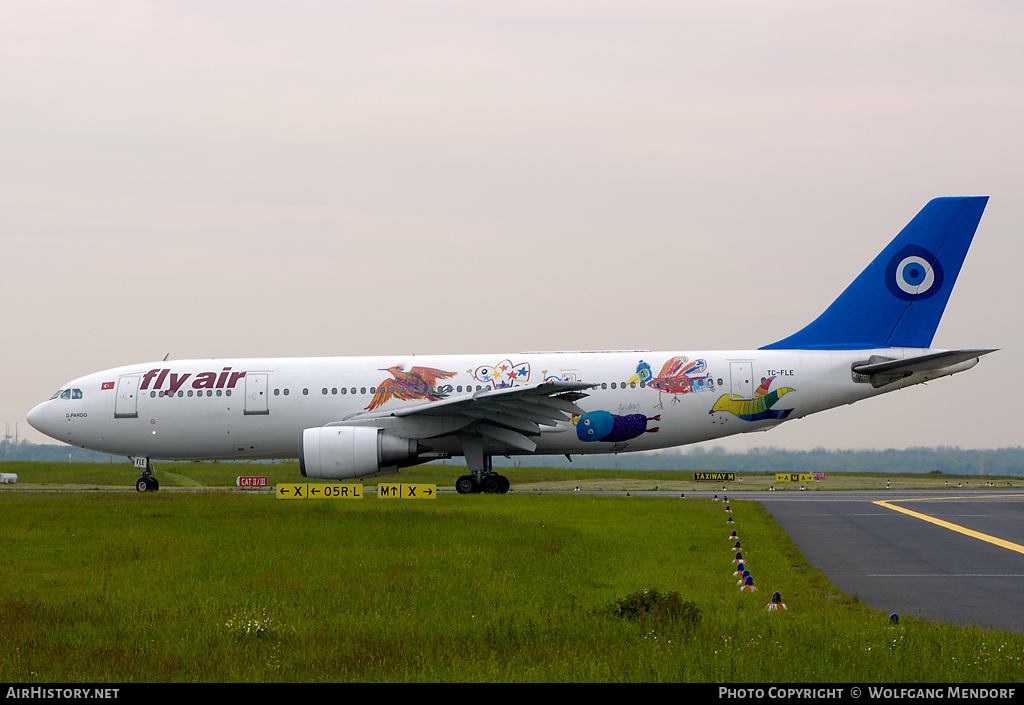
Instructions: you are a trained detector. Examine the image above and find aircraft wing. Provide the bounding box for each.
[332,380,595,453]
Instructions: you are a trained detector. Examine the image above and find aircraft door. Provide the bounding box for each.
[729,361,753,400]
[114,375,141,419]
[244,373,269,415]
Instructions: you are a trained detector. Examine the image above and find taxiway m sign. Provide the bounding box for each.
[378,483,436,499]
[693,472,735,482]
[775,473,815,483]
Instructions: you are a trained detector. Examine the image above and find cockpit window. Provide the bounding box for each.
[50,389,83,400]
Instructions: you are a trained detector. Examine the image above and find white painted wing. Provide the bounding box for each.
[335,380,595,453]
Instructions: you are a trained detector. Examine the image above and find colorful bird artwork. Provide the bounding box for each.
[575,411,660,443]
[648,356,714,407]
[366,365,457,411]
[710,377,794,422]
[626,360,652,386]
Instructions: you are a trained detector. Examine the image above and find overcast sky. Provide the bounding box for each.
[3,1,1022,452]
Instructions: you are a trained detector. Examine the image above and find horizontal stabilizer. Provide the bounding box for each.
[852,348,997,376]
[852,348,995,387]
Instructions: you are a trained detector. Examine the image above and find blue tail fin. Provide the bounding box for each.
[761,196,988,350]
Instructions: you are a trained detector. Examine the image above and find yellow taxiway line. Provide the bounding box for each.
[874,495,1024,556]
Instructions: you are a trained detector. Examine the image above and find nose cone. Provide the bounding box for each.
[27,401,58,440]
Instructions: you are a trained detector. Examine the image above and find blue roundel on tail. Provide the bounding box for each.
[760,197,987,350]
[885,244,944,301]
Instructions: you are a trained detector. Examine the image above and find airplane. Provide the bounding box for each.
[27,196,995,494]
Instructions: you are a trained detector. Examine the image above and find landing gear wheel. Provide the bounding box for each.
[456,475,477,494]
[484,475,501,494]
[497,474,510,494]
[135,476,158,493]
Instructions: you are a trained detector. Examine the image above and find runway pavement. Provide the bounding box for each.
[756,490,1024,633]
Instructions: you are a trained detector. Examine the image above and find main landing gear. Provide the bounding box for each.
[456,436,510,494]
[132,456,159,492]
[456,473,510,494]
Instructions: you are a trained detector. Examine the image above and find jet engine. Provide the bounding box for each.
[299,426,420,480]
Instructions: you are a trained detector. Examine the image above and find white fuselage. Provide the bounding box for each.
[26,348,972,462]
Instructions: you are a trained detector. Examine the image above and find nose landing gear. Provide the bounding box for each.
[132,456,159,492]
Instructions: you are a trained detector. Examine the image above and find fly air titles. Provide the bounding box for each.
[135,367,247,395]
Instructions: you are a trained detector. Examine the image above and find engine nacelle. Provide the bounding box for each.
[299,426,419,480]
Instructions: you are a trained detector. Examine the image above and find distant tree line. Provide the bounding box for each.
[494,445,1024,476]
[1,440,128,464]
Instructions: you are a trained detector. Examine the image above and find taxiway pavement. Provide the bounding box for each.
[755,490,1024,633]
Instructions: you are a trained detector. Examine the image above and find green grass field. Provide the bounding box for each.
[2,462,1023,682]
